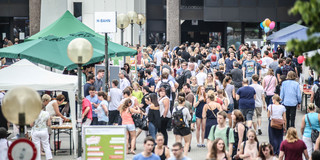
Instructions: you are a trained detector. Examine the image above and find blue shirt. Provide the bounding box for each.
[97,100,108,122]
[168,156,191,160]
[237,86,256,109]
[280,80,301,106]
[85,95,100,117]
[133,153,160,160]
[243,60,256,77]
[84,83,93,97]
[147,77,155,88]
[303,112,320,138]
[225,58,236,73]
[168,75,177,83]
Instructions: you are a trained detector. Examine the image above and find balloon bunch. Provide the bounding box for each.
[260,18,275,33]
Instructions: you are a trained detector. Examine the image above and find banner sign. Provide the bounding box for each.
[95,12,117,33]
[83,126,126,160]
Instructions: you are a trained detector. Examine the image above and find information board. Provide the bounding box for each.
[83,126,126,160]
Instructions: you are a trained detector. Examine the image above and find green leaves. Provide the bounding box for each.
[287,0,320,72]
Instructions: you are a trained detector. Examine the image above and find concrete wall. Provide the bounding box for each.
[40,0,146,45]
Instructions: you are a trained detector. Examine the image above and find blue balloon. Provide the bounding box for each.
[264,27,270,33]
[260,22,264,29]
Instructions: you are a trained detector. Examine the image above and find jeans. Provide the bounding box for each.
[247,77,252,85]
[303,136,314,158]
[160,117,170,145]
[32,130,52,160]
[156,66,160,76]
[148,122,157,140]
[308,77,314,85]
[285,106,297,129]
[265,95,273,107]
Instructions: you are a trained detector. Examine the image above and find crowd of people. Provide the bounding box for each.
[1,41,320,160]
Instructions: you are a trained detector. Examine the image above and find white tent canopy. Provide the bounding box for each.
[0,59,78,155]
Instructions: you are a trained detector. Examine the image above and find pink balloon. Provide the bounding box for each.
[297,55,305,64]
[269,21,275,30]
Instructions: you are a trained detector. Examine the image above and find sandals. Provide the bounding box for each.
[127,151,136,155]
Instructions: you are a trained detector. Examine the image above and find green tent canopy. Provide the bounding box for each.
[0,35,105,70]
[26,10,104,41]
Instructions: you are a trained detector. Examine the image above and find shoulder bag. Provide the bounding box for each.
[264,76,274,96]
[306,114,319,143]
[270,105,285,129]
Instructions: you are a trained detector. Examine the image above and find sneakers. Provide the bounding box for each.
[258,129,262,135]
[197,144,202,148]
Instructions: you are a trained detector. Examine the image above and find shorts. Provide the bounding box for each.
[124,124,135,131]
[240,108,254,121]
[173,127,191,136]
[227,103,234,114]
[255,107,262,118]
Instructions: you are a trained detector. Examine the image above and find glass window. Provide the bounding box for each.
[244,23,259,40]
[13,17,29,40]
[227,22,241,49]
[147,32,166,45]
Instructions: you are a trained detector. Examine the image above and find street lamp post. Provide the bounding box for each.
[117,13,129,45]
[136,14,146,45]
[67,38,93,158]
[127,11,138,46]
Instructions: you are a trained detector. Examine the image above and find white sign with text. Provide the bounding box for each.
[94,12,117,33]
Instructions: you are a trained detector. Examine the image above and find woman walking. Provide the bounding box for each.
[31,96,53,160]
[268,95,286,155]
[97,91,109,125]
[204,73,217,92]
[145,94,161,140]
[190,76,199,95]
[300,103,320,157]
[207,138,231,160]
[263,69,277,107]
[239,129,259,160]
[203,90,222,141]
[154,133,170,160]
[257,143,278,160]
[120,99,141,155]
[194,86,207,148]
[223,76,236,126]
[280,71,301,129]
[159,87,171,147]
[279,128,309,160]
[172,92,192,156]
[231,109,246,159]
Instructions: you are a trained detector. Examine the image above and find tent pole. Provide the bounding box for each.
[105,33,109,92]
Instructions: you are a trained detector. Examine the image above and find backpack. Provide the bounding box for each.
[172,107,186,128]
[314,84,320,107]
[212,125,231,144]
[159,80,171,98]
[176,70,191,90]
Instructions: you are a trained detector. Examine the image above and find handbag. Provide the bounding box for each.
[132,114,143,128]
[270,105,285,129]
[306,114,319,143]
[192,108,196,123]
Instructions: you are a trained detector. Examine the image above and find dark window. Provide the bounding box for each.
[74,2,82,22]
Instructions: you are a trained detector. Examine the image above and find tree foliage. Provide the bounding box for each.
[286,0,320,72]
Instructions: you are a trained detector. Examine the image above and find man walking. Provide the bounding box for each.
[250,74,266,135]
[242,52,257,84]
[86,86,100,125]
[107,80,122,125]
[94,69,105,92]
[133,137,160,160]
[236,79,256,128]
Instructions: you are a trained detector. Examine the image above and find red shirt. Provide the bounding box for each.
[82,98,92,120]
[215,97,223,105]
[280,139,306,160]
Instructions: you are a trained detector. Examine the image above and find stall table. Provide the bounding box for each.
[51,124,73,155]
[302,88,312,113]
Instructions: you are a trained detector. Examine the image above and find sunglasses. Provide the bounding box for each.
[261,142,269,146]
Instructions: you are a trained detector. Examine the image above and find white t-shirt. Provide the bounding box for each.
[261,57,273,75]
[268,104,286,120]
[32,110,50,132]
[154,51,163,66]
[109,88,123,111]
[120,78,131,91]
[250,83,264,107]
[159,96,171,118]
[196,72,207,86]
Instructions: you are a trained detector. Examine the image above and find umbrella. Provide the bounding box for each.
[66,32,137,57]
[0,35,105,70]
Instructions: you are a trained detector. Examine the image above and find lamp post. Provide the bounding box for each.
[67,38,93,158]
[127,11,137,46]
[136,14,146,45]
[117,13,129,45]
